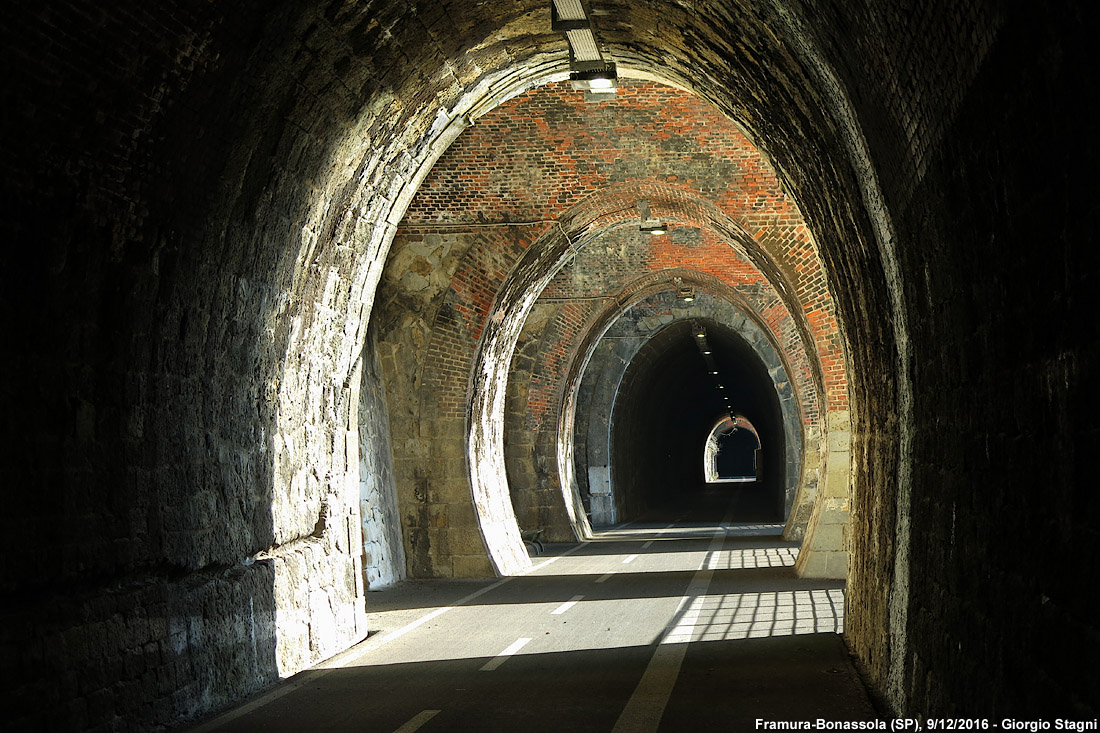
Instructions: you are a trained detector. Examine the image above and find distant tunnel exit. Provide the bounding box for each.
[705,415,762,482]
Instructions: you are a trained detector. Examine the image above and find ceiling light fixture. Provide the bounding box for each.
[569,61,618,91]
[553,1,617,102]
[637,199,668,235]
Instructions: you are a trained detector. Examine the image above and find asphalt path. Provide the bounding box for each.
[187,492,877,732]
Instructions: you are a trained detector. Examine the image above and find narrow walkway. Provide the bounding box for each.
[186,496,876,731]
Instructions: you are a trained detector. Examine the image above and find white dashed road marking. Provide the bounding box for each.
[551,595,584,615]
[393,710,441,732]
[480,638,532,671]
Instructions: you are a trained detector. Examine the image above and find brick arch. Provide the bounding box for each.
[399,79,849,407]
[467,180,848,574]
[549,266,819,515]
[539,178,843,407]
[378,77,856,578]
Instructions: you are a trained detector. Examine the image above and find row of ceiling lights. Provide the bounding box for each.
[552,4,725,422]
[693,321,734,419]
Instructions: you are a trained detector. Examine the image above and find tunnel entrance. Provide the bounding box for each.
[610,319,786,524]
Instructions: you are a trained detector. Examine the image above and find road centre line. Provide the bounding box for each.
[612,509,735,732]
[480,637,532,671]
[623,554,639,564]
[393,710,441,732]
[551,595,584,615]
[595,572,615,583]
[642,541,653,549]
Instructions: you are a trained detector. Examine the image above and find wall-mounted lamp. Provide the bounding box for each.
[640,219,668,235]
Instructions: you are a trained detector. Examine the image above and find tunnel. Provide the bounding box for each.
[609,319,787,524]
[2,0,1096,730]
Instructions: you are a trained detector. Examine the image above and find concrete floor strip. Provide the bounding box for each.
[528,540,588,573]
[376,606,454,645]
[393,710,441,732]
[551,595,585,615]
[480,638,532,671]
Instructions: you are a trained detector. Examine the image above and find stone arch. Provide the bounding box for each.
[75,9,882,698]
[565,289,805,532]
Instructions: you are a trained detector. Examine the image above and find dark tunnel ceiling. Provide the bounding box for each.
[611,318,786,521]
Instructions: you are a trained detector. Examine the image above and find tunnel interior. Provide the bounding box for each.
[610,319,786,524]
[2,1,1096,729]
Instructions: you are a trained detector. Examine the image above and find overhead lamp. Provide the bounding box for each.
[638,200,667,235]
[554,1,617,103]
[569,61,617,92]
[673,275,694,302]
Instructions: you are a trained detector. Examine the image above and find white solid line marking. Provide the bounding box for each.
[551,595,584,615]
[612,509,735,732]
[595,572,615,583]
[393,709,442,732]
[623,554,639,564]
[642,540,653,549]
[481,638,532,671]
